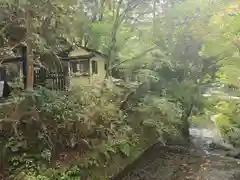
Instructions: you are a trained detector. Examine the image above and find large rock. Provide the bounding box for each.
[226,151,240,159]
[206,141,235,151]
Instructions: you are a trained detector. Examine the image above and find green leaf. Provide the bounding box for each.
[11,146,19,152]
[107,146,116,153]
[142,119,156,128]
[119,143,131,157]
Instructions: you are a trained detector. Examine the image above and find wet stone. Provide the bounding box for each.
[111,143,240,180]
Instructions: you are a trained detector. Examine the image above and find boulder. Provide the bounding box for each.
[226,151,240,159]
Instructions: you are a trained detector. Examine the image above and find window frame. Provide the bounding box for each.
[70,59,90,75]
[91,60,98,74]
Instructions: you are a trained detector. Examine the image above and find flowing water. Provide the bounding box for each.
[188,127,240,180]
[111,95,240,179]
[189,127,228,155]
[112,126,240,180]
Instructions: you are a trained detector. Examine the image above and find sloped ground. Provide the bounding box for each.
[196,155,240,180]
[110,143,240,180]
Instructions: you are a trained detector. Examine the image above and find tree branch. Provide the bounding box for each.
[119,82,146,110]
[110,46,157,69]
[232,39,240,53]
[0,18,25,37]
[119,0,145,23]
[106,0,147,76]
[105,0,124,77]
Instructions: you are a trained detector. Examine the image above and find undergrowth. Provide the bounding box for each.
[213,99,240,147]
[0,82,182,179]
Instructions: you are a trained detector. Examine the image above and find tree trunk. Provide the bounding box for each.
[180,103,193,138]
[105,0,124,78]
[152,0,156,37]
[25,6,34,90]
[119,82,146,110]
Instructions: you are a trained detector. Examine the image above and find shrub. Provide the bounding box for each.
[0,84,137,177]
[213,100,240,146]
[0,82,183,178]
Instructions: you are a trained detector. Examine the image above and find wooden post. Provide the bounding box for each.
[25,6,34,90]
[0,66,6,81]
[21,46,27,89]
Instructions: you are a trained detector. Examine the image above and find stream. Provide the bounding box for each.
[111,125,240,180]
[189,127,240,180]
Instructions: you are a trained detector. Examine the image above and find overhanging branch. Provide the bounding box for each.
[110,46,158,69]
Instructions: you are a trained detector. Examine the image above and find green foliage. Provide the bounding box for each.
[0,77,188,178]
[211,99,240,146]
[137,95,181,139]
[195,0,240,147]
[200,1,240,85]
[2,0,240,178]
[13,166,81,180]
[0,85,140,178]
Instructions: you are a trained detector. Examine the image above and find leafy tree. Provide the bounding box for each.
[116,0,221,138]
[1,0,240,178]
[201,1,240,86]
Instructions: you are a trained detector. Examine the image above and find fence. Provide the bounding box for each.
[0,46,94,91]
[33,65,69,91]
[0,46,70,91]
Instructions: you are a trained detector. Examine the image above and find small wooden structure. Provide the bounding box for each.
[67,46,107,86]
[0,46,102,91]
[0,50,25,85]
